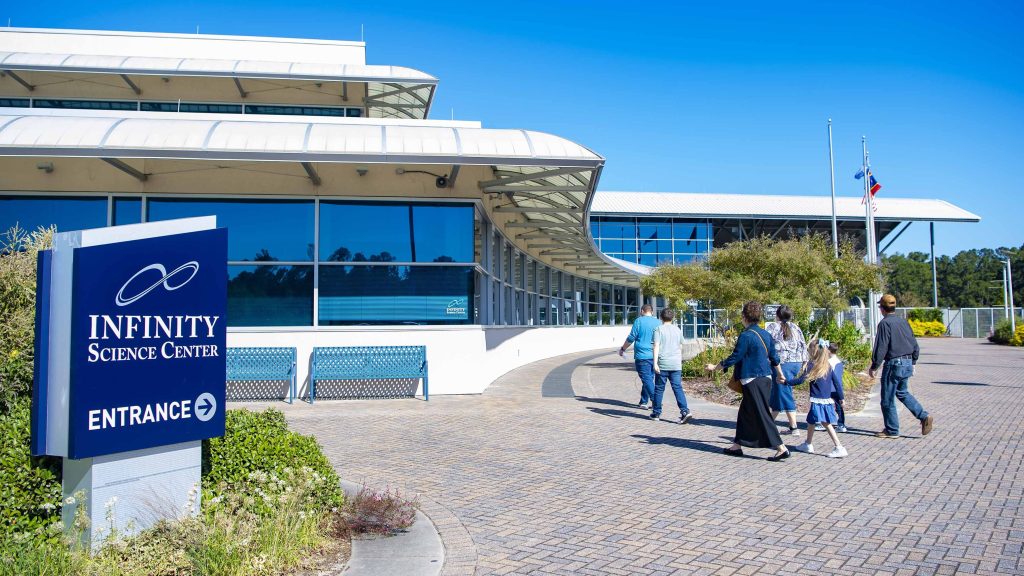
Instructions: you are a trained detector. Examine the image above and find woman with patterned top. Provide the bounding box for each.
[765,305,807,436]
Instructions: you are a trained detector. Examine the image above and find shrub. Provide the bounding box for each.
[909,319,946,337]
[682,340,733,381]
[907,308,943,323]
[1012,324,1024,347]
[344,485,417,535]
[1,462,342,576]
[203,408,344,515]
[802,318,872,374]
[0,226,53,411]
[990,318,1016,345]
[0,397,62,544]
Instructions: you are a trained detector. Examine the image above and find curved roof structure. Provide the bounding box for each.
[0,51,437,85]
[592,191,981,223]
[0,108,634,283]
[0,109,600,167]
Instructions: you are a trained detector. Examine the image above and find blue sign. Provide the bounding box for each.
[67,228,227,458]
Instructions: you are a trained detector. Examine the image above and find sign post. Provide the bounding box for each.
[32,216,227,547]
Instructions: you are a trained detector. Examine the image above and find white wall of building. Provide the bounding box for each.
[227,325,627,398]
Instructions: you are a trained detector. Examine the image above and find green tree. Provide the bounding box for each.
[640,234,883,333]
[883,251,932,307]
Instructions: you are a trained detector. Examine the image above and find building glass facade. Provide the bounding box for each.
[1,194,637,328]
[590,216,713,266]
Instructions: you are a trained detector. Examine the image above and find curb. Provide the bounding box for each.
[338,480,445,576]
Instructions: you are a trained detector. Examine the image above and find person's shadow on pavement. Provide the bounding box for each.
[631,434,729,454]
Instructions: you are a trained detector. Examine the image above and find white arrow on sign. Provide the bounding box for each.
[194,393,217,422]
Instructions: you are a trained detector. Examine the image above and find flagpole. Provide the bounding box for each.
[862,135,878,344]
[828,119,838,259]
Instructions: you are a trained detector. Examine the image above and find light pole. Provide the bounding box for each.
[1007,258,1017,331]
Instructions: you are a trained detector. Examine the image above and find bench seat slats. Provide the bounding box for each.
[226,347,297,403]
[311,345,427,402]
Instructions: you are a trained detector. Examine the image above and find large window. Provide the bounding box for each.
[1,194,637,328]
[228,265,313,326]
[320,202,473,263]
[590,216,713,266]
[0,195,107,234]
[147,198,314,262]
[318,266,472,325]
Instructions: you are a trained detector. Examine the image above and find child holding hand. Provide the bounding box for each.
[784,339,848,458]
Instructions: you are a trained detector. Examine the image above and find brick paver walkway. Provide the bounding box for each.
[278,339,1024,575]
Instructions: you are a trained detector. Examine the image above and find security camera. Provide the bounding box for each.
[435,176,448,188]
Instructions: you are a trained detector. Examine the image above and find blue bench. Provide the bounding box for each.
[226,347,297,403]
[310,346,428,403]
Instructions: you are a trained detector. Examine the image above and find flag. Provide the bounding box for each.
[855,169,882,201]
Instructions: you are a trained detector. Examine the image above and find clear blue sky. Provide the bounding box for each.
[6,1,1022,256]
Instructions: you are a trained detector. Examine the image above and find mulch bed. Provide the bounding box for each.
[687,373,875,414]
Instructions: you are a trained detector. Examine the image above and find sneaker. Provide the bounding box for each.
[637,402,649,410]
[650,413,660,421]
[789,427,802,436]
[875,431,899,439]
[679,413,693,425]
[814,424,826,431]
[921,415,934,436]
[836,425,849,433]
[792,442,814,454]
[826,446,849,458]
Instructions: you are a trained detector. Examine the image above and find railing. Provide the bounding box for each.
[676,306,1023,340]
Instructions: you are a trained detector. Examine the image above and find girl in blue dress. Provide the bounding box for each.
[783,339,848,458]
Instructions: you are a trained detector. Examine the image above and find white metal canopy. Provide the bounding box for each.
[0,109,601,167]
[592,191,981,223]
[0,51,436,86]
[0,108,634,283]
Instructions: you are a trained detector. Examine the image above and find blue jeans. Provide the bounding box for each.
[652,370,689,417]
[880,358,928,435]
[635,359,656,404]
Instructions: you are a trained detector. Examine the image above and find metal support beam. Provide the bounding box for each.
[529,243,587,250]
[769,220,791,240]
[931,222,938,308]
[878,221,912,255]
[505,222,582,228]
[341,81,349,102]
[447,165,460,188]
[484,185,589,193]
[2,70,34,92]
[365,83,432,105]
[301,162,322,186]
[233,78,248,99]
[101,158,148,182]
[120,74,142,95]
[493,207,581,214]
[479,167,587,189]
[516,231,580,240]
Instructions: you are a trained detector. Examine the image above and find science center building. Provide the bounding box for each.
[0,28,979,396]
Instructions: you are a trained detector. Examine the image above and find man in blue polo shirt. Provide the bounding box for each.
[618,304,660,409]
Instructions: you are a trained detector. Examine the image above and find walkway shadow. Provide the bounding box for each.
[689,417,734,430]
[584,362,637,371]
[576,396,639,409]
[586,407,654,420]
[839,426,917,439]
[632,434,728,455]
[933,380,989,386]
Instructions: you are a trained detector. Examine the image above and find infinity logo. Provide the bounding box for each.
[116,262,200,307]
